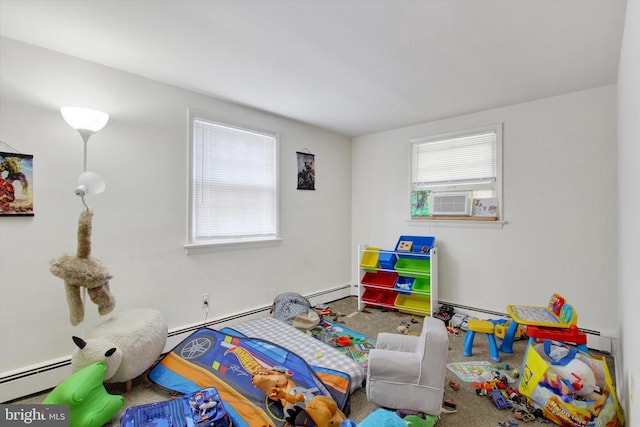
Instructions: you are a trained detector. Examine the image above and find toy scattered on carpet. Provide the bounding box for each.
[49,209,116,326]
[469,369,551,423]
[71,307,167,388]
[433,304,455,326]
[396,321,411,334]
[449,313,468,329]
[43,362,124,427]
[314,303,333,317]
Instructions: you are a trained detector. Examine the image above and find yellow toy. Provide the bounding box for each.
[494,320,526,340]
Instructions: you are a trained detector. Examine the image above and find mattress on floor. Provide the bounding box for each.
[148,327,351,427]
[224,317,365,393]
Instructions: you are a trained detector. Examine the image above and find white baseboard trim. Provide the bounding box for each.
[0,284,351,403]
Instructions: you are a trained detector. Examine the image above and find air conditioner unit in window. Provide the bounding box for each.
[429,192,472,216]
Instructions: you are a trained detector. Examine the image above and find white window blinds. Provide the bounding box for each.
[412,131,497,187]
[192,118,277,242]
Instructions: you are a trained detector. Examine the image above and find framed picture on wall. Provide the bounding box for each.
[1,152,34,216]
[296,151,315,190]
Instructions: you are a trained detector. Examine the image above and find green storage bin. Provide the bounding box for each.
[394,258,430,278]
[412,277,431,295]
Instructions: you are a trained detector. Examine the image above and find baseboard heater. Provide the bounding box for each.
[0,284,351,403]
[438,299,609,353]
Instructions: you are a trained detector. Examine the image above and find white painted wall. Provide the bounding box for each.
[617,0,640,421]
[352,85,618,342]
[1,27,634,413]
[0,38,352,387]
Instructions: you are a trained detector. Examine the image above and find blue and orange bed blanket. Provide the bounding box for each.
[148,328,351,427]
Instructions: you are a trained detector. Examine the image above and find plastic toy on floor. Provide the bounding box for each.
[340,409,438,427]
[42,362,124,427]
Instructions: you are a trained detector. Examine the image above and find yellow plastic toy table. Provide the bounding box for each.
[506,304,570,327]
[499,297,574,353]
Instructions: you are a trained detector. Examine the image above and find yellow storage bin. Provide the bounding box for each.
[360,246,381,270]
[395,294,431,316]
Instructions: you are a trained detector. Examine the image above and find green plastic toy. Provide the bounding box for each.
[43,362,124,427]
[403,414,439,427]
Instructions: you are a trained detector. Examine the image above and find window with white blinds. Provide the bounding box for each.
[189,116,278,244]
[410,124,502,220]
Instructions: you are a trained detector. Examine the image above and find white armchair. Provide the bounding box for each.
[366,316,449,415]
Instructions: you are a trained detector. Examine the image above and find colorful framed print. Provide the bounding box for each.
[1,152,34,216]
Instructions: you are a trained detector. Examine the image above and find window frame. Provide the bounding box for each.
[409,124,503,223]
[185,110,281,253]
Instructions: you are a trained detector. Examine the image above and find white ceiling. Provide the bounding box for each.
[0,0,627,137]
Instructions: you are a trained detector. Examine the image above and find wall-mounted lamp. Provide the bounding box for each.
[61,106,109,208]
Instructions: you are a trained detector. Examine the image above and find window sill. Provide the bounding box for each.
[407,217,506,229]
[184,237,283,254]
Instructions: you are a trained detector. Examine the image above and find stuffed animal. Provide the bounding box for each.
[396,321,410,334]
[50,209,116,326]
[252,367,346,427]
[251,367,305,411]
[286,395,347,427]
[71,308,168,389]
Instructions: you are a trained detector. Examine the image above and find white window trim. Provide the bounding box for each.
[184,109,281,254]
[408,123,504,225]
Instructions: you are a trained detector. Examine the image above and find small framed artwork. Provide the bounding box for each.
[296,151,315,190]
[472,198,498,217]
[1,152,34,216]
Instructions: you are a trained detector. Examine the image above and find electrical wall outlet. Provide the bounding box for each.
[201,294,209,310]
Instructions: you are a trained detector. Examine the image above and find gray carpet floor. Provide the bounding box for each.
[10,296,616,426]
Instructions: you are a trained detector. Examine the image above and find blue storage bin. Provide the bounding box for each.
[394,276,415,295]
[395,235,435,260]
[379,251,398,270]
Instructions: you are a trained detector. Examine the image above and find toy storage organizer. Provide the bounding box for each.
[357,236,438,317]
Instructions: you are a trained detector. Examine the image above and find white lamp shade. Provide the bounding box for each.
[61,107,109,133]
[75,171,106,197]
